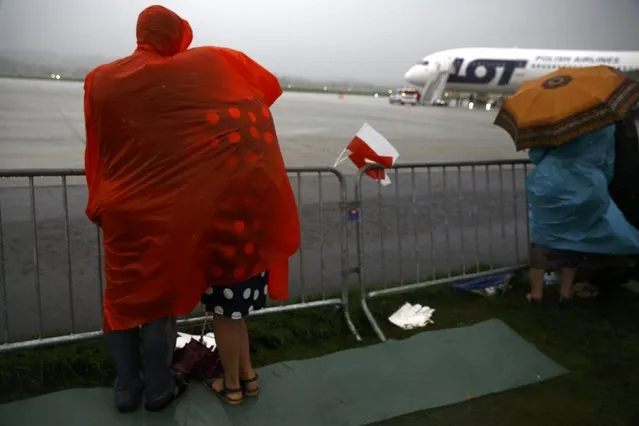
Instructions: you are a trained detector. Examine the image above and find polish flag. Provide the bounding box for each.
[334,123,400,186]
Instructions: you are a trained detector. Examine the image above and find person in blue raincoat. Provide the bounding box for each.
[526,124,639,303]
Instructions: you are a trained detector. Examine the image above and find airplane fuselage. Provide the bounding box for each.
[404,48,639,96]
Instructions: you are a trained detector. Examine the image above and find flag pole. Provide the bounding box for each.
[333,148,349,167]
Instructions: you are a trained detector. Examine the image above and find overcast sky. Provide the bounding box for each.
[0,0,638,84]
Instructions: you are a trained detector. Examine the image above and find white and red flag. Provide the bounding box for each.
[333,123,400,186]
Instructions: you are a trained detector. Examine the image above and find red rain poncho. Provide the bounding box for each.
[83,5,300,332]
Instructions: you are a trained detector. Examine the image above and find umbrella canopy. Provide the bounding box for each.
[494,65,639,151]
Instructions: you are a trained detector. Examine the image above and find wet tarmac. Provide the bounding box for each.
[0,77,524,170]
[0,77,528,344]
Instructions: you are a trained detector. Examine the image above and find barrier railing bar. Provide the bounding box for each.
[0,199,7,344]
[0,161,532,179]
[512,164,521,262]
[458,165,465,276]
[472,165,480,273]
[382,159,530,169]
[0,169,85,178]
[61,176,76,334]
[96,227,104,309]
[485,165,494,269]
[377,176,386,287]
[317,171,326,299]
[28,177,44,338]
[0,298,346,354]
[296,172,306,303]
[428,167,435,280]
[443,166,451,278]
[0,166,352,178]
[410,167,419,283]
[394,169,403,285]
[367,266,524,300]
[499,165,507,255]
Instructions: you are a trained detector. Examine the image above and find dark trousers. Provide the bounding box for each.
[104,317,177,410]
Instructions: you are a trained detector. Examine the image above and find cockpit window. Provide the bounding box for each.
[420,60,429,65]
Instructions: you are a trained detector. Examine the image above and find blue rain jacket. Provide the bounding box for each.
[527,124,639,254]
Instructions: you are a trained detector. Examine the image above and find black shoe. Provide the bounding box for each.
[115,385,143,413]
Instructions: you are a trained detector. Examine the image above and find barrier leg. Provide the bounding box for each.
[342,289,362,341]
[361,296,386,342]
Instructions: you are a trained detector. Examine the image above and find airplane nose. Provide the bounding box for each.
[404,66,417,81]
[404,65,424,85]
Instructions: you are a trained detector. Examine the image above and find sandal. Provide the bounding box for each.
[145,374,188,412]
[203,377,243,405]
[240,374,260,397]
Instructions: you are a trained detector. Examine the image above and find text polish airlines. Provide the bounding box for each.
[404,48,639,105]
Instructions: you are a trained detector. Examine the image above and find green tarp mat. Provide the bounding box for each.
[0,319,567,426]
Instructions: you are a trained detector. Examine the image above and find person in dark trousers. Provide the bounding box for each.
[589,116,639,297]
[84,5,299,413]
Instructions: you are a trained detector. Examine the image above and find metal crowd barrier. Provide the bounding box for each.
[0,167,360,353]
[352,160,532,341]
[0,159,533,352]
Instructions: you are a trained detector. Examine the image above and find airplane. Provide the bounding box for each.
[403,48,639,106]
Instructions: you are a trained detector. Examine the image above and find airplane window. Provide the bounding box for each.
[420,60,429,65]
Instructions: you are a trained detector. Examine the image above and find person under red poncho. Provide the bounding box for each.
[84,5,300,412]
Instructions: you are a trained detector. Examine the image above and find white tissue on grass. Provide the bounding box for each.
[388,302,435,330]
[175,332,217,351]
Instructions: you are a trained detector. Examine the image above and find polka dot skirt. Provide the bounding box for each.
[201,271,268,320]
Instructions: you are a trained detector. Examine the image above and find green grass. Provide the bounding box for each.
[1,271,639,425]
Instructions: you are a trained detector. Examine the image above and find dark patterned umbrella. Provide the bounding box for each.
[494,65,639,151]
[171,315,223,380]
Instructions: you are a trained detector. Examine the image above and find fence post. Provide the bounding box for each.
[334,169,362,342]
[354,165,388,341]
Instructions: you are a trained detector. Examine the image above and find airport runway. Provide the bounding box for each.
[0,77,524,169]
[0,77,529,343]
